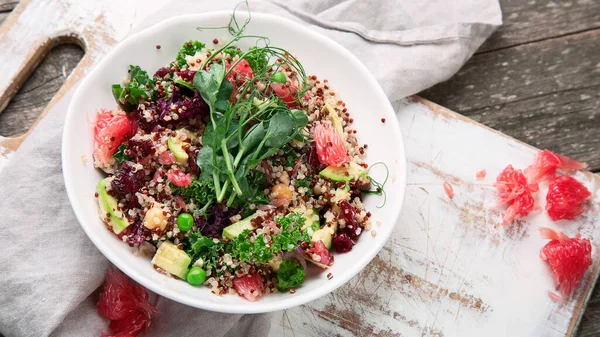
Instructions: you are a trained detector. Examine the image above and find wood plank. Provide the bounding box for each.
[479,0,600,52]
[0,11,9,24]
[0,0,18,13]
[579,287,600,337]
[0,44,84,137]
[420,30,600,171]
[269,97,600,337]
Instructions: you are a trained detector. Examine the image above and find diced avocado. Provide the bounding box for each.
[323,103,344,139]
[311,222,337,250]
[96,178,130,234]
[167,136,189,164]
[319,162,367,183]
[223,213,258,239]
[180,128,197,142]
[334,188,351,202]
[151,241,191,279]
[299,208,320,234]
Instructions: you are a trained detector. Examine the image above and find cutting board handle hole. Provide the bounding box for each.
[0,37,84,138]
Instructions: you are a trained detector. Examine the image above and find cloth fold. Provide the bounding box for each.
[0,0,501,336]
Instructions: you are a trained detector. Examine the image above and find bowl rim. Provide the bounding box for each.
[62,10,407,313]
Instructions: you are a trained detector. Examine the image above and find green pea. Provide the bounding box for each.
[177,213,194,231]
[271,72,286,84]
[186,266,207,285]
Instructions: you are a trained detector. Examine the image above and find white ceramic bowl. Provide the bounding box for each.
[63,11,406,313]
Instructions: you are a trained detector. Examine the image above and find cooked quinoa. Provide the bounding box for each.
[92,31,378,301]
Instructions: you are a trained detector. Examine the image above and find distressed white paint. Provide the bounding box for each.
[1,1,599,336]
[269,99,600,337]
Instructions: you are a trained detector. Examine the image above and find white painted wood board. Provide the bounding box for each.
[269,98,600,337]
[1,1,599,336]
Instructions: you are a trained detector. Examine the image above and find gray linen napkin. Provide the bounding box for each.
[0,0,501,336]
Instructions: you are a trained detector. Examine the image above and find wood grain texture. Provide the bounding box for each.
[479,0,600,52]
[0,0,17,12]
[269,97,600,337]
[421,30,600,171]
[0,44,83,137]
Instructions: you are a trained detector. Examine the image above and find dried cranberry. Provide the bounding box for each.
[339,200,363,239]
[178,70,196,82]
[154,67,171,78]
[157,91,209,123]
[135,106,159,132]
[307,145,323,173]
[127,139,155,161]
[333,233,353,253]
[112,161,145,194]
[125,196,141,210]
[127,221,146,246]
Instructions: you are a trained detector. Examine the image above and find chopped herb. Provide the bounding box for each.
[184,231,225,272]
[222,46,243,59]
[228,229,273,264]
[111,65,155,112]
[112,144,130,164]
[276,259,305,291]
[244,47,269,72]
[226,213,310,265]
[295,178,312,196]
[271,213,310,253]
[173,178,215,206]
[176,40,206,67]
[295,178,309,188]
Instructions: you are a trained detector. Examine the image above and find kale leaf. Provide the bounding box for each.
[271,213,310,253]
[173,178,215,206]
[227,229,273,264]
[276,259,305,291]
[111,65,155,112]
[185,231,225,271]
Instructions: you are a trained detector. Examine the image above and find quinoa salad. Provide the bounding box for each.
[92,18,384,301]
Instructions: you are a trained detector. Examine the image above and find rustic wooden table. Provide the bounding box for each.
[1,0,598,336]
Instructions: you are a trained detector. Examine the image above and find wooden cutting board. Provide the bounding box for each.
[1,1,599,336]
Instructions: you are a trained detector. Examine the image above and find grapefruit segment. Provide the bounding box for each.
[233,273,265,302]
[539,227,592,297]
[525,150,586,184]
[494,165,536,225]
[307,240,333,267]
[97,270,156,337]
[166,169,192,187]
[313,122,350,167]
[94,109,133,167]
[546,175,591,221]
